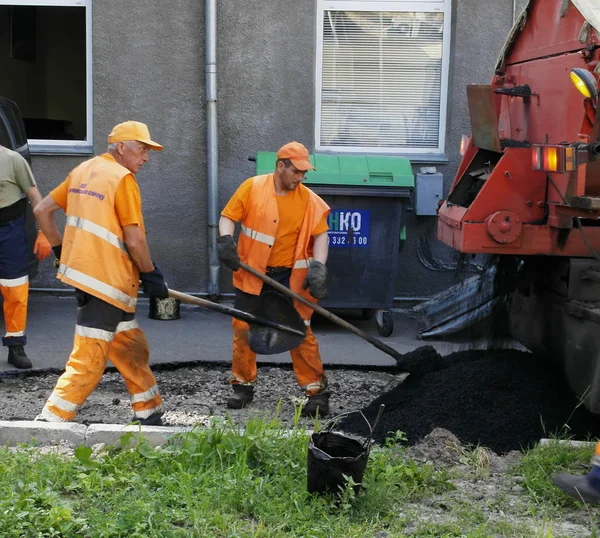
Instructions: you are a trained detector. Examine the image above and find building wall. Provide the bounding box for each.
[28,0,520,298]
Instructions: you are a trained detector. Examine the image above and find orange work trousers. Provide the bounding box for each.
[0,276,28,346]
[231,278,327,395]
[40,291,163,422]
[0,216,30,347]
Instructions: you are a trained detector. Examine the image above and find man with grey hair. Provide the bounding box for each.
[33,120,169,424]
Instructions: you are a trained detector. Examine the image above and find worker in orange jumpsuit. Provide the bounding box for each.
[552,442,600,504]
[33,121,169,424]
[217,141,331,417]
[0,145,52,369]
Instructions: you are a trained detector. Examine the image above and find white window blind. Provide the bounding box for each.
[316,2,450,154]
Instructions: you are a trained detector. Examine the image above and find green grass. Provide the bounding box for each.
[0,417,597,537]
[0,416,453,538]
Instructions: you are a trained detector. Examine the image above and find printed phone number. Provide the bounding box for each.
[329,235,368,246]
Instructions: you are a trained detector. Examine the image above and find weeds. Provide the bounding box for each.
[0,420,597,537]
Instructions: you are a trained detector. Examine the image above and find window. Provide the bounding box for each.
[316,0,451,155]
[0,0,92,153]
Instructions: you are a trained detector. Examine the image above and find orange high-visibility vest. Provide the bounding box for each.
[233,174,330,322]
[57,154,140,312]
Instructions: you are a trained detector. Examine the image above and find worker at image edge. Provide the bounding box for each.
[0,145,52,369]
[553,442,600,504]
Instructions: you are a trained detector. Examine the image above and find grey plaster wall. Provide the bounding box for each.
[30,0,206,291]
[27,0,520,299]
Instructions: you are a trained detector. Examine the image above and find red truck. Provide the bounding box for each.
[436,0,600,412]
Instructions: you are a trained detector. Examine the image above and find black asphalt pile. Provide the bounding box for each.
[339,348,600,454]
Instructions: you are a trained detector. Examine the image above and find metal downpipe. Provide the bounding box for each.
[206,0,220,298]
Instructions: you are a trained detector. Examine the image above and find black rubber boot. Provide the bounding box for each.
[227,385,254,409]
[133,411,164,426]
[302,391,330,418]
[7,345,32,369]
[552,473,600,504]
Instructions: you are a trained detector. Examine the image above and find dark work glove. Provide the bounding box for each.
[302,261,328,300]
[139,264,169,299]
[217,234,240,271]
[52,245,62,268]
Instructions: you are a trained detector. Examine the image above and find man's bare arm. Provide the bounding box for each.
[123,225,155,272]
[219,215,236,236]
[33,195,63,247]
[312,231,329,264]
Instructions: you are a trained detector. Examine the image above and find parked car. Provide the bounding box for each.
[0,96,39,280]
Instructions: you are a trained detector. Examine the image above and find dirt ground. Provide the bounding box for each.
[0,361,402,427]
[2,346,600,448]
[1,347,599,536]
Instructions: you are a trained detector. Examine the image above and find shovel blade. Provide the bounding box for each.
[248,290,306,355]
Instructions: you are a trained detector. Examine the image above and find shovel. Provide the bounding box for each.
[168,289,306,354]
[238,261,440,374]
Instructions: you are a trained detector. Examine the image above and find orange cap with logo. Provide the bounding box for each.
[276,141,315,171]
[108,121,163,151]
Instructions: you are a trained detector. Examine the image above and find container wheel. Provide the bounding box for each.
[375,309,394,337]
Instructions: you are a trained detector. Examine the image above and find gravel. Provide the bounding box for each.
[2,346,600,456]
[0,361,404,428]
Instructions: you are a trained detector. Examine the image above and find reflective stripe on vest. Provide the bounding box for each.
[0,275,28,287]
[58,264,137,309]
[293,258,312,270]
[241,224,275,247]
[66,216,129,254]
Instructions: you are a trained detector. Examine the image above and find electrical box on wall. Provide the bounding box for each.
[415,168,443,216]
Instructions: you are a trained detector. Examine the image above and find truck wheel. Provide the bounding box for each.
[375,310,394,337]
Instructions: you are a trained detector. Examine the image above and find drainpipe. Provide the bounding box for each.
[206,0,220,298]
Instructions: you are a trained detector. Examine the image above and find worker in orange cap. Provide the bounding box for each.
[0,144,52,369]
[33,121,169,425]
[217,141,331,417]
[552,442,600,504]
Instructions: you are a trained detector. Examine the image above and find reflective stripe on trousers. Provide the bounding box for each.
[232,318,326,395]
[0,276,28,346]
[0,217,30,347]
[231,276,326,395]
[41,291,163,422]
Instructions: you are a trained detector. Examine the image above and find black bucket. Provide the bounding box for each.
[307,406,384,496]
[149,296,181,320]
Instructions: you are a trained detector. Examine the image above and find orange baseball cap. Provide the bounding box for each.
[108,121,163,151]
[276,141,315,171]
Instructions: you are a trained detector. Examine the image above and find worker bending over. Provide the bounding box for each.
[34,121,169,425]
[218,141,331,417]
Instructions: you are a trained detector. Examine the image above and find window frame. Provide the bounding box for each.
[315,0,452,156]
[0,0,93,155]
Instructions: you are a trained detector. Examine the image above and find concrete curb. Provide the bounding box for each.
[539,438,597,448]
[0,420,192,448]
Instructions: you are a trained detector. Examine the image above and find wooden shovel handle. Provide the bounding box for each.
[238,262,407,364]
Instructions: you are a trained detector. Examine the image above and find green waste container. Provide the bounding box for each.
[255,152,413,337]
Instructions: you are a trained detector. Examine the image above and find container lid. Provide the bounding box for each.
[255,152,414,188]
